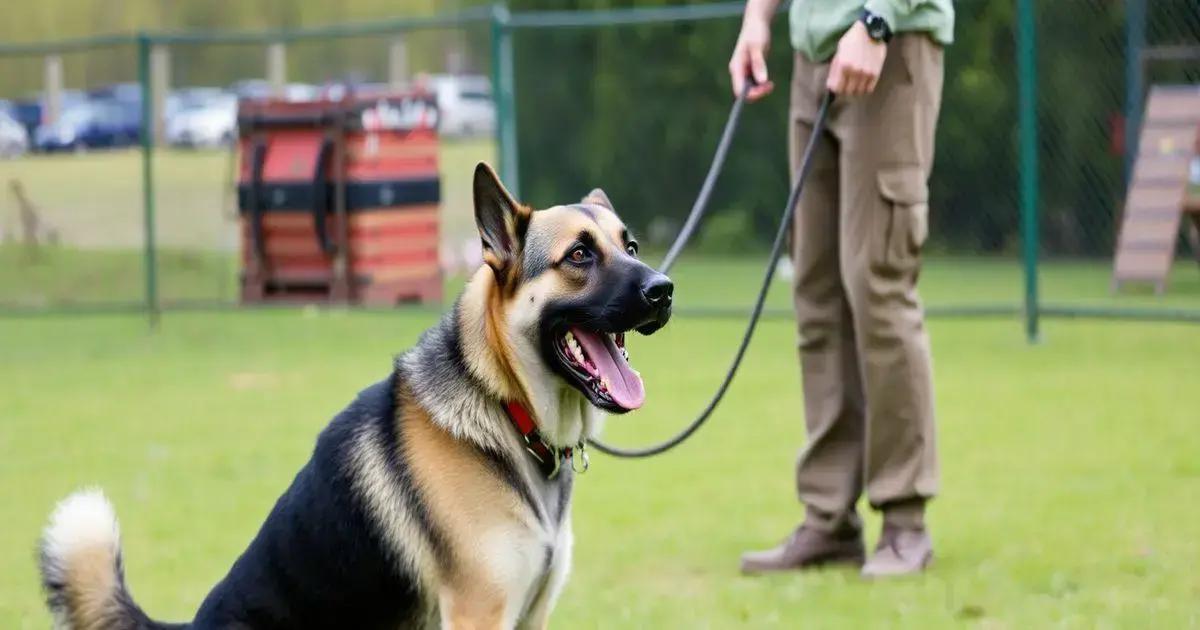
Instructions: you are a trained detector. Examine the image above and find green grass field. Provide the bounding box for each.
[3,145,1200,627]
[2,299,1199,627]
[4,243,1200,315]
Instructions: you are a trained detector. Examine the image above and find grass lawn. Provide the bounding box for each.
[2,301,1199,627]
[4,243,1200,315]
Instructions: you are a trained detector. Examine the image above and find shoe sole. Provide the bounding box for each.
[740,553,866,576]
[860,552,934,579]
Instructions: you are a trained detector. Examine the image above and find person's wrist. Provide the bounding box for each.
[742,6,773,30]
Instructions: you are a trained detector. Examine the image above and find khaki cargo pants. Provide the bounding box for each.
[788,35,942,533]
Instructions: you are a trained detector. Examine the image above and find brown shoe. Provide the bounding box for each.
[740,525,865,574]
[861,524,933,578]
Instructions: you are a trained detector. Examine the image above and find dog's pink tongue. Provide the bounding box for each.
[569,326,645,410]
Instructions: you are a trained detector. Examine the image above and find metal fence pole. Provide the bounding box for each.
[1017,0,1039,343]
[137,33,160,329]
[491,3,520,197]
[1124,0,1146,185]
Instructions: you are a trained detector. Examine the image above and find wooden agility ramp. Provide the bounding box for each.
[1113,85,1200,293]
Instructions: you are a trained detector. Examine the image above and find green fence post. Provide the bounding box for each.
[1124,0,1145,185]
[490,3,520,197]
[1016,0,1039,343]
[137,32,159,329]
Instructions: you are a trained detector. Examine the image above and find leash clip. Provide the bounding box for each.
[571,441,590,474]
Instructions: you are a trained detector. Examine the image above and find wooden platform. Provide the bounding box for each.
[1113,85,1200,293]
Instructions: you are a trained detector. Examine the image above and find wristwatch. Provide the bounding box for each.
[860,9,893,43]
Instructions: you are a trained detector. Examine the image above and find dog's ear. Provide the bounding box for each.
[582,188,614,211]
[474,162,530,275]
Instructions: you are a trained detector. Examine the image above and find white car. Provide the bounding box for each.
[0,111,30,158]
[425,75,496,138]
[229,80,320,103]
[166,94,237,149]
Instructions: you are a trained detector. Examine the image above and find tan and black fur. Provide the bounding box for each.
[37,162,673,630]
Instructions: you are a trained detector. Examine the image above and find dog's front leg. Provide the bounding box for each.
[519,518,574,630]
[439,582,508,630]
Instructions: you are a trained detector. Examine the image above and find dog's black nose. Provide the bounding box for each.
[640,274,673,307]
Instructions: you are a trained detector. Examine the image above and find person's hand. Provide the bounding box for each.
[826,21,888,96]
[728,16,775,101]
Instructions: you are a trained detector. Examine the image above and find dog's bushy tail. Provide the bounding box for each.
[39,489,184,630]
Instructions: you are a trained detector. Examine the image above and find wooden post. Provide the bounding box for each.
[150,44,171,145]
[43,55,64,126]
[267,42,287,97]
[388,37,408,90]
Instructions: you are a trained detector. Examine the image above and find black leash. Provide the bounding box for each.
[587,88,834,458]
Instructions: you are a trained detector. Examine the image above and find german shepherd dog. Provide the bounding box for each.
[38,163,673,630]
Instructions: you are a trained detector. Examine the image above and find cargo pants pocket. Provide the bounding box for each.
[876,167,929,273]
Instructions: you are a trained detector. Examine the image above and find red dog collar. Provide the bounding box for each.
[503,401,588,479]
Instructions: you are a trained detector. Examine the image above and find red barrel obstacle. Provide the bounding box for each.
[237,92,442,305]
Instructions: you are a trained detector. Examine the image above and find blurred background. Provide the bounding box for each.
[1,0,1197,318]
[2,1,1199,627]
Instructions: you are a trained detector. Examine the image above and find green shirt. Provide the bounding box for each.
[790,0,955,62]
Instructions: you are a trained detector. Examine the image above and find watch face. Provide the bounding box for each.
[868,16,887,39]
[863,12,890,41]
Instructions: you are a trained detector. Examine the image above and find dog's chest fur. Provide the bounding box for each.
[378,309,582,628]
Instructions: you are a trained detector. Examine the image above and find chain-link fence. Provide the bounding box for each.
[1,1,1198,334]
[1037,0,1200,323]
[0,10,497,316]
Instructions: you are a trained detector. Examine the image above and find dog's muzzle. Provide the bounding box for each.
[635,271,673,335]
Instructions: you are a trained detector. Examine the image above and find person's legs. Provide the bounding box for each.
[789,108,866,538]
[831,34,943,575]
[741,53,866,574]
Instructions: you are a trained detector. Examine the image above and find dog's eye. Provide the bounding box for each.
[625,242,639,257]
[567,245,592,265]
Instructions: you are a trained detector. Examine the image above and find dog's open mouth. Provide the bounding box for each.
[555,326,644,413]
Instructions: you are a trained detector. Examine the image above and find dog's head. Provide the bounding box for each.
[471,162,672,414]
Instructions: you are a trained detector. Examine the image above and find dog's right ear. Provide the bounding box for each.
[473,162,530,275]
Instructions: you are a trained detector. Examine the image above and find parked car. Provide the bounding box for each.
[424,74,495,138]
[229,80,320,102]
[166,93,237,148]
[229,79,273,101]
[88,83,142,104]
[34,100,140,152]
[11,90,86,141]
[0,110,30,157]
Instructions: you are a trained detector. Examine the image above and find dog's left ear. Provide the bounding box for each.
[582,188,614,210]
[474,162,530,275]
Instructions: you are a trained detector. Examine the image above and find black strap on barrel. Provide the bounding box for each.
[247,137,269,263]
[311,136,337,256]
